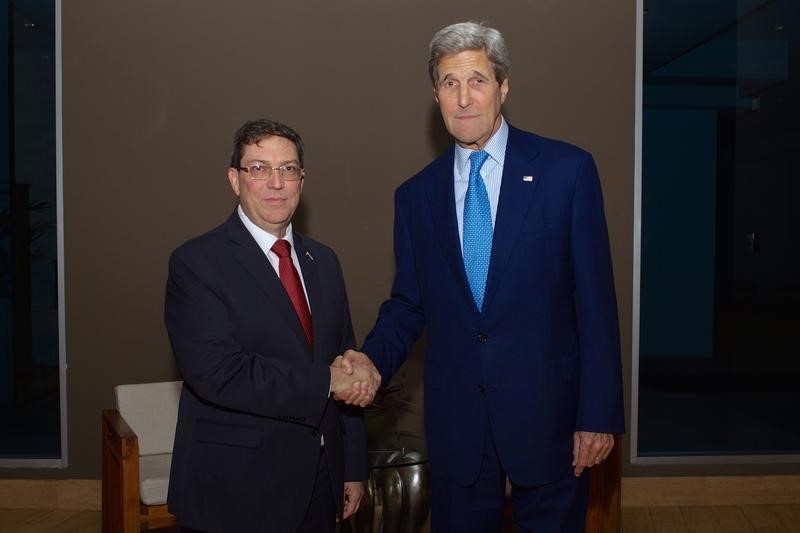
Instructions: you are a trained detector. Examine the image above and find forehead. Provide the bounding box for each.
[241,135,298,162]
[437,49,494,78]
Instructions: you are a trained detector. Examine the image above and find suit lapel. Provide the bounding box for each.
[483,128,542,312]
[425,147,477,311]
[293,234,323,362]
[225,213,313,359]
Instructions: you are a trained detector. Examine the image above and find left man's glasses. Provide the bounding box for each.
[238,163,304,181]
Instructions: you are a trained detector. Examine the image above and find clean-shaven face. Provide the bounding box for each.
[227,135,303,238]
[434,49,509,150]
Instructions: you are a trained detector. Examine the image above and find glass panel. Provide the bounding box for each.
[639,0,800,456]
[0,0,60,460]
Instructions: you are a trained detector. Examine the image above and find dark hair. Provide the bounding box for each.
[428,21,511,86]
[229,119,305,168]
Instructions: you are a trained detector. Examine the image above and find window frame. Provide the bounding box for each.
[630,0,798,466]
[0,0,67,469]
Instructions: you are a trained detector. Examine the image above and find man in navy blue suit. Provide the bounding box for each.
[342,22,624,531]
[165,119,378,532]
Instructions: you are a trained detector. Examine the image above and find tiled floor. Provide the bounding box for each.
[0,509,175,533]
[622,505,800,532]
[2,505,799,532]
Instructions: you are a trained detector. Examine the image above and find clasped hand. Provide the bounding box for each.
[329,349,381,407]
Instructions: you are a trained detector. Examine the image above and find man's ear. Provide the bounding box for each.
[500,78,509,104]
[227,167,241,196]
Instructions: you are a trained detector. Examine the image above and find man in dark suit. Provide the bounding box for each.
[342,22,624,532]
[165,119,378,532]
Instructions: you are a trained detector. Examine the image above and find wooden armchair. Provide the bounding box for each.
[101,381,182,533]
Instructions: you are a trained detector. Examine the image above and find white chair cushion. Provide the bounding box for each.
[115,381,182,456]
[139,453,172,505]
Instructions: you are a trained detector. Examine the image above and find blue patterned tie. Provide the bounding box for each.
[463,150,492,311]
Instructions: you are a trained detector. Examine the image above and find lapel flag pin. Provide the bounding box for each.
[523,175,534,182]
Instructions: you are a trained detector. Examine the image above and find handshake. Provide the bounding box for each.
[329,349,382,407]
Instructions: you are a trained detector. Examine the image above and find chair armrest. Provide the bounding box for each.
[102,409,137,458]
[101,409,141,533]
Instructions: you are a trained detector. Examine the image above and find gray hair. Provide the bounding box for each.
[428,21,511,86]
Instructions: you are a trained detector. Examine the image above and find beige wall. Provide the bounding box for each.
[8,0,640,479]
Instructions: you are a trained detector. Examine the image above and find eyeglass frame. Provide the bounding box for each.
[237,163,305,181]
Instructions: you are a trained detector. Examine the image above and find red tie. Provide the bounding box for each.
[271,239,313,349]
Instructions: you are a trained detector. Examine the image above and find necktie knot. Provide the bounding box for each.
[469,150,490,174]
[271,239,291,258]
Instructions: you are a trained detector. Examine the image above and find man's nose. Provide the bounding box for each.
[266,170,284,189]
[458,85,472,108]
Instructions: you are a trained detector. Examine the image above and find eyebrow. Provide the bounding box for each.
[440,70,491,82]
[244,159,300,166]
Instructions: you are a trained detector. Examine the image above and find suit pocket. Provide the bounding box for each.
[517,215,570,268]
[194,418,262,449]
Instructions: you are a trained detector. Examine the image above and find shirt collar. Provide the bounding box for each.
[454,116,509,176]
[237,205,295,256]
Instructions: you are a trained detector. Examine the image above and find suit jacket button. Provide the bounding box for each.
[477,333,488,343]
